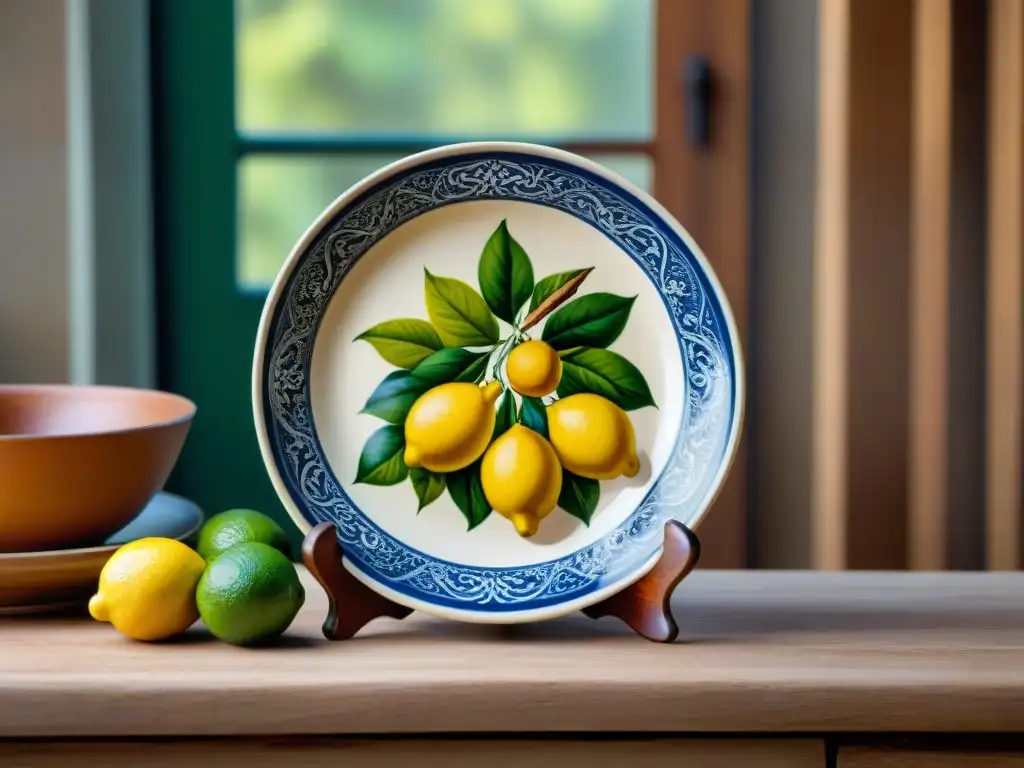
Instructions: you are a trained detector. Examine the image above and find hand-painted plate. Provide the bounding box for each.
[253,142,743,624]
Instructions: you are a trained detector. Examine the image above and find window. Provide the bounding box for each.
[234,0,655,288]
[152,0,749,566]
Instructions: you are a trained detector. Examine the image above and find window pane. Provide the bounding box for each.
[235,0,654,139]
[238,152,653,289]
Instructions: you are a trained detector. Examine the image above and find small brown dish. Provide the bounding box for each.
[0,491,203,615]
[0,384,196,553]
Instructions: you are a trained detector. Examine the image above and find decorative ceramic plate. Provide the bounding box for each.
[253,142,743,624]
[0,492,203,615]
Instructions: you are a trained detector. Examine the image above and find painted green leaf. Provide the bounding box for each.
[520,396,548,438]
[458,352,491,384]
[542,293,636,350]
[558,347,657,411]
[558,468,600,525]
[360,370,430,424]
[493,390,517,440]
[447,460,492,529]
[424,268,499,347]
[528,268,591,314]
[354,425,408,486]
[478,219,535,325]
[354,318,443,369]
[411,347,490,386]
[410,467,446,512]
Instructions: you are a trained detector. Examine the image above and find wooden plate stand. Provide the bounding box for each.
[300,519,701,643]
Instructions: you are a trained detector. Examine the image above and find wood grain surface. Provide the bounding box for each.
[0,569,1022,738]
[0,738,825,768]
[840,747,1024,767]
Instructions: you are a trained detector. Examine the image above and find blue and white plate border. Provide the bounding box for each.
[253,141,745,624]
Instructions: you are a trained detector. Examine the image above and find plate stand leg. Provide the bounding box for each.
[581,520,701,643]
[301,519,699,642]
[300,522,412,640]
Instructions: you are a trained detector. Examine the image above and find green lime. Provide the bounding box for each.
[196,542,305,646]
[196,509,291,562]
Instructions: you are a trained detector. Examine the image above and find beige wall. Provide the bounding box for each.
[0,0,69,383]
[0,0,153,387]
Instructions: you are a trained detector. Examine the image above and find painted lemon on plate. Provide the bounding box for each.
[481,424,563,537]
[404,380,503,473]
[548,393,640,481]
[506,340,562,398]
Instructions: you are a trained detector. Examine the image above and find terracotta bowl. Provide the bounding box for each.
[0,385,196,553]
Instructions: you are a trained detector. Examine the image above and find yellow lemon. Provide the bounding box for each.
[506,340,562,398]
[88,537,206,642]
[404,380,503,473]
[481,424,562,537]
[547,393,641,480]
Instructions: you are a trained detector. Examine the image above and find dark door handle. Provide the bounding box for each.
[682,55,711,148]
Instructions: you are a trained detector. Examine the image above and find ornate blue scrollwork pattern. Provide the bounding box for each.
[263,154,735,612]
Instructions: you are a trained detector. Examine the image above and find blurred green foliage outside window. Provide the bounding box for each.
[235,0,653,287]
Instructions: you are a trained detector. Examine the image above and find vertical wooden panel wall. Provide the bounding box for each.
[655,0,1006,571]
[946,0,988,570]
[986,0,1024,570]
[803,0,1019,571]
[750,0,819,569]
[812,0,851,570]
[908,0,952,571]
[907,0,988,571]
[813,0,913,570]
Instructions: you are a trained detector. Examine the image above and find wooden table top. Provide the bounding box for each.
[1,568,1022,737]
